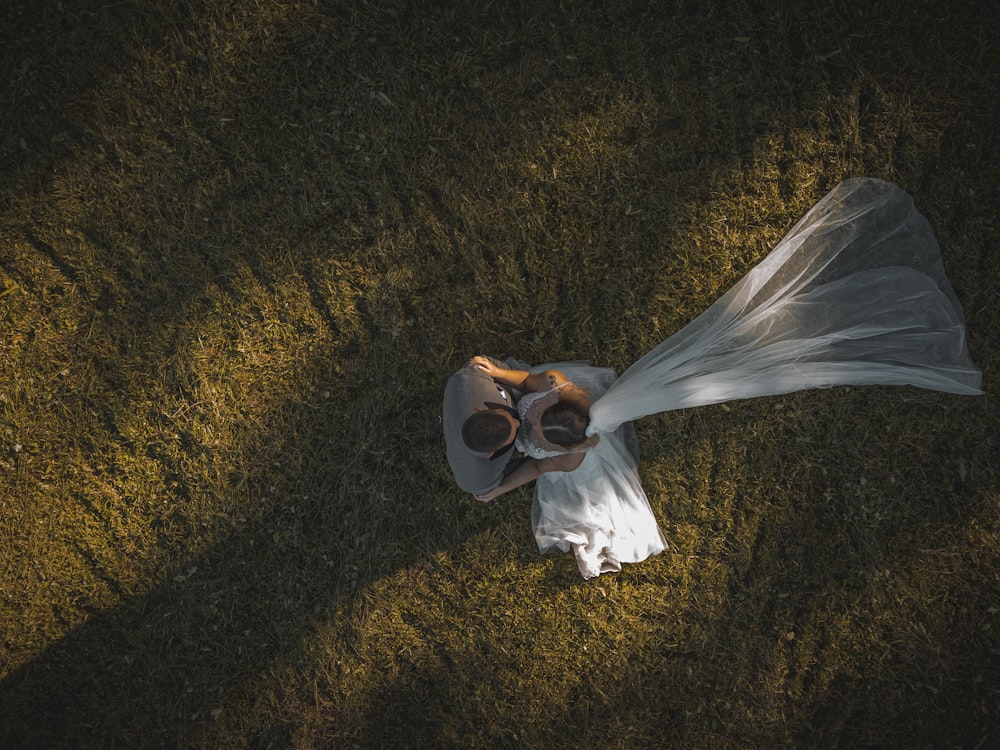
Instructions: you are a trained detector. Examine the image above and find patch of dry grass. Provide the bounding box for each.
[1,0,997,748]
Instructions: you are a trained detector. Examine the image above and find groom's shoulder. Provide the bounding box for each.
[443,363,496,419]
[442,364,508,493]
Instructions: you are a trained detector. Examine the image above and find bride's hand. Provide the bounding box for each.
[468,356,498,377]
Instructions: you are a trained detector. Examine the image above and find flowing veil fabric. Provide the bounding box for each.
[588,178,983,435]
[505,179,980,579]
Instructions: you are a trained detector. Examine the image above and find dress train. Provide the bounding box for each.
[516,179,981,578]
[588,178,982,434]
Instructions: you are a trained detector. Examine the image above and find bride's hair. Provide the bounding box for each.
[541,398,592,449]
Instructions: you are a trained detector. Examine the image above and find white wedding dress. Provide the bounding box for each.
[515,366,667,579]
[516,179,982,579]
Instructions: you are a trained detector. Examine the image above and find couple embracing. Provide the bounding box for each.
[443,179,982,579]
[444,355,666,579]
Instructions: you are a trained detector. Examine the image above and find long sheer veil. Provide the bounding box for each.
[587,178,983,435]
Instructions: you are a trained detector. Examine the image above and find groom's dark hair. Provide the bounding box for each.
[462,410,514,453]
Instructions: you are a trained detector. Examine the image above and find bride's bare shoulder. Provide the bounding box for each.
[524,368,569,393]
[541,369,570,388]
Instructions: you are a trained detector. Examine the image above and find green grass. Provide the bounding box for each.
[1,0,997,747]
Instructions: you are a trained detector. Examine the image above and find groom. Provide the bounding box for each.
[443,356,526,496]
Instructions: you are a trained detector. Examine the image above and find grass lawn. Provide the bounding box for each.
[1,1,997,747]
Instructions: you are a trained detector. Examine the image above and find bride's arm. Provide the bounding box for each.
[474,452,584,502]
[468,356,569,393]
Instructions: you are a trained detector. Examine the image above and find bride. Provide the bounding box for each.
[465,178,983,579]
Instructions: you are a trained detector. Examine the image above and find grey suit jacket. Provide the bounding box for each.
[443,357,521,494]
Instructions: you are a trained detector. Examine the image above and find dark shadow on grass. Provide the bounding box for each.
[0,0,206,208]
[345,390,996,749]
[0,6,520,744]
[0,364,487,748]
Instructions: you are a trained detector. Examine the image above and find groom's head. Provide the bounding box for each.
[462,407,519,455]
